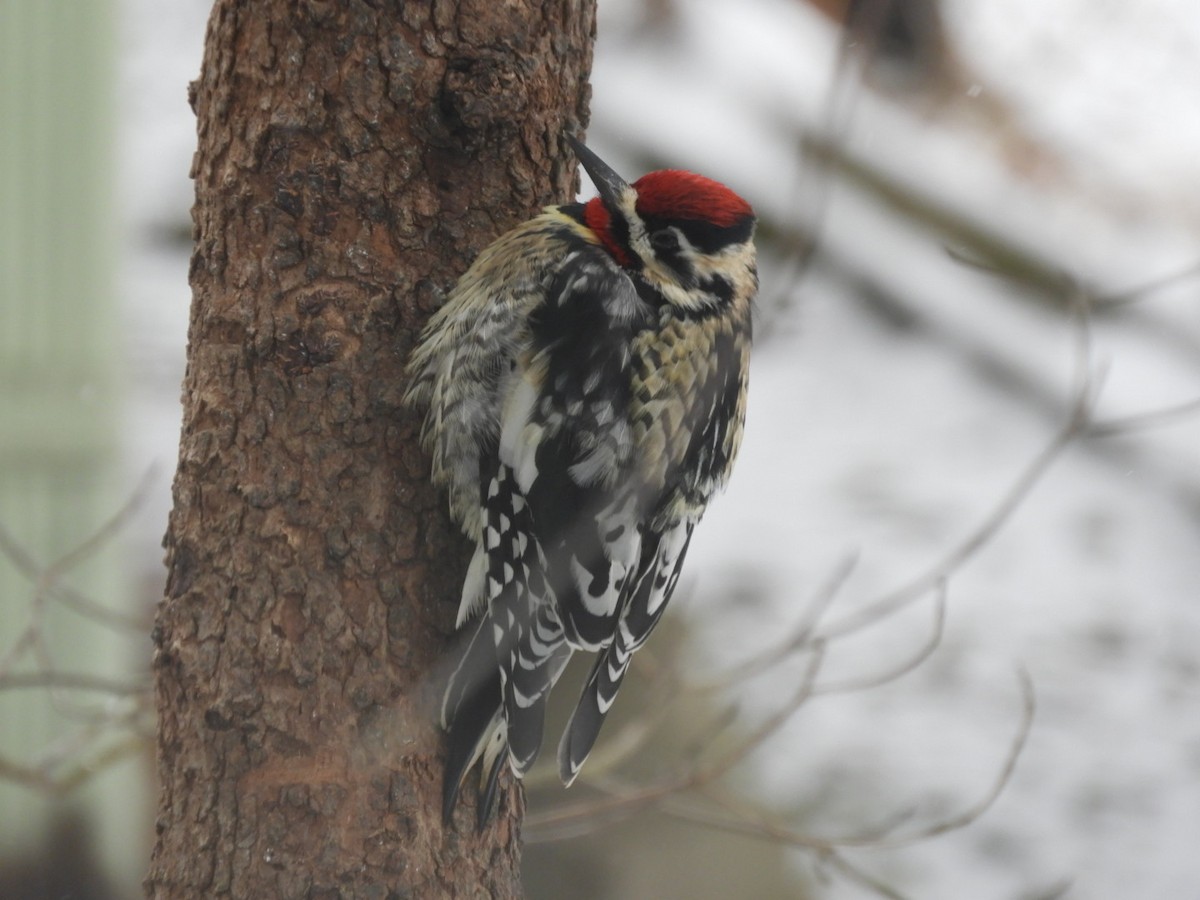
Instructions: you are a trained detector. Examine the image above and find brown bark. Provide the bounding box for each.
[147,1,595,896]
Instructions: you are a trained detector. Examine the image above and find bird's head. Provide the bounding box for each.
[569,135,757,315]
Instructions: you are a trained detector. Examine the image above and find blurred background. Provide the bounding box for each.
[2,0,1198,897]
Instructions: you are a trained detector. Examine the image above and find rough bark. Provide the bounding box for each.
[147,1,595,896]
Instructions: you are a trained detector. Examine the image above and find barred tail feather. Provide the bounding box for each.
[504,623,573,774]
[481,460,573,773]
[557,520,695,786]
[557,637,633,785]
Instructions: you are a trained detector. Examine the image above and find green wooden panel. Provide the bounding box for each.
[0,1,146,896]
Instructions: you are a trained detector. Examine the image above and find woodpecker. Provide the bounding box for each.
[405,135,756,827]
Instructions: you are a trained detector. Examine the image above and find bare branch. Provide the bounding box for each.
[1087,396,1200,437]
[863,667,1036,849]
[0,672,148,696]
[813,580,947,696]
[0,470,157,796]
[42,465,159,577]
[0,733,147,796]
[584,666,1034,900]
[820,291,1099,642]
[687,552,857,692]
[525,641,829,841]
[821,849,915,900]
[1094,258,1200,309]
[0,467,157,633]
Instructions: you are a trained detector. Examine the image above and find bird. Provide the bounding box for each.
[404,134,757,827]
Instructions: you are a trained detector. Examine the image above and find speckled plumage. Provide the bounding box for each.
[404,138,756,827]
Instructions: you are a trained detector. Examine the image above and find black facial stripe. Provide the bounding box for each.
[633,277,669,309]
[645,235,695,289]
[698,273,733,306]
[631,275,730,321]
[641,214,755,255]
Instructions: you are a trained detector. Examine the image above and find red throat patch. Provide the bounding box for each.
[583,197,633,267]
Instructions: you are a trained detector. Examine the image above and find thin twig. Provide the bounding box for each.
[1094,258,1200,309]
[525,642,829,841]
[814,580,947,696]
[640,666,1034,855]
[822,848,914,900]
[820,290,1098,641]
[39,464,159,577]
[0,467,157,633]
[686,552,857,692]
[1087,396,1200,437]
[0,672,148,696]
[863,667,1036,849]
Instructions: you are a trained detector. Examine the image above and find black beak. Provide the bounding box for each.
[566,134,631,209]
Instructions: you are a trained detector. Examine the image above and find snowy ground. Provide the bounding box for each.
[116,1,1200,897]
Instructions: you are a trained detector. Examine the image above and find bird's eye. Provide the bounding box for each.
[650,229,678,252]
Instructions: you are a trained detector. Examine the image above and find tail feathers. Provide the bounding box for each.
[441,609,571,827]
[556,521,695,786]
[442,616,506,826]
[440,609,496,730]
[501,604,574,775]
[442,681,504,825]
[557,638,633,786]
[476,717,509,831]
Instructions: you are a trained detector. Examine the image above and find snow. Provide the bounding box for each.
[113,0,1200,896]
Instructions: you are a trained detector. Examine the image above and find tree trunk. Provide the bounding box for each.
[146,1,595,896]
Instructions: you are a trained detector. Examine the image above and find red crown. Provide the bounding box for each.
[632,170,753,227]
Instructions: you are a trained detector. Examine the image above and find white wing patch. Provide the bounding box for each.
[499,364,549,495]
